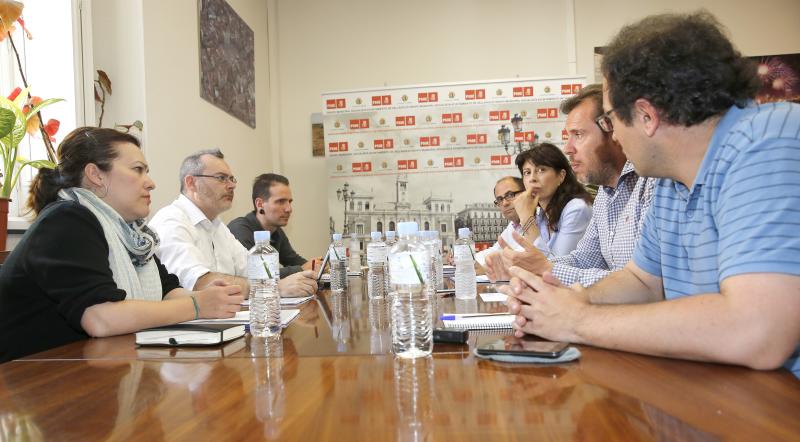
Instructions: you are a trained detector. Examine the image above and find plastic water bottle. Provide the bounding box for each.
[389,221,432,358]
[454,227,477,299]
[431,231,444,290]
[248,231,281,337]
[384,230,397,293]
[348,233,362,273]
[367,231,387,299]
[419,231,437,296]
[330,233,348,292]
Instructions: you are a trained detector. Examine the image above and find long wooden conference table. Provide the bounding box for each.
[1,276,798,441]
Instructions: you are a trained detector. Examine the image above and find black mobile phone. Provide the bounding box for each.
[476,337,569,358]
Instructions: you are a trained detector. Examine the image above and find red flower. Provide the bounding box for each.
[7,87,21,101]
[44,119,60,140]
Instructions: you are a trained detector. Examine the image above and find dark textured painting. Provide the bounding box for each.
[198,0,255,128]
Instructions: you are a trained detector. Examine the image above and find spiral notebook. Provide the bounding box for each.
[441,313,515,330]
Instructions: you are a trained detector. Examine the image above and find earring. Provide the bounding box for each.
[258,208,265,215]
[95,184,109,199]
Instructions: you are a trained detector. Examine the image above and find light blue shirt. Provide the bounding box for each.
[534,198,593,257]
[633,101,800,377]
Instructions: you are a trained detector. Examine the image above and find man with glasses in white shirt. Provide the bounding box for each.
[150,149,317,296]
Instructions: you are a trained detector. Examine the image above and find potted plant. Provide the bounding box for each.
[0,87,61,250]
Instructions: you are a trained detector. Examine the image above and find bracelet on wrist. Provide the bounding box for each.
[521,215,537,233]
[189,295,200,319]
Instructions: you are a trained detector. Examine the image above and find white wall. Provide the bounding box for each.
[272,0,800,257]
[272,0,575,257]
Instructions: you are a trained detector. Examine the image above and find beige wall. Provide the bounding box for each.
[90,0,147,136]
[272,0,575,257]
[573,0,800,81]
[272,0,800,257]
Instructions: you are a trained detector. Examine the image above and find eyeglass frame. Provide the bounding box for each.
[192,174,238,184]
[595,107,618,133]
[493,190,523,206]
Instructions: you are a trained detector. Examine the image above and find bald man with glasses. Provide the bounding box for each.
[472,176,526,269]
[150,149,317,297]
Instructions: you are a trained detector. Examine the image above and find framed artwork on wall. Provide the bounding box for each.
[198,0,256,128]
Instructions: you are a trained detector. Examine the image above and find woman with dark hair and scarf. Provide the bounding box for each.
[0,127,243,362]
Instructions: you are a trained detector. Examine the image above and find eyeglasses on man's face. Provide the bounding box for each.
[595,107,618,133]
[193,174,238,184]
[493,190,523,206]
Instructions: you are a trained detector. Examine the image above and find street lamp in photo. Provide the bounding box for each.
[336,182,356,235]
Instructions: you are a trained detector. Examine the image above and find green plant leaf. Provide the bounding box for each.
[19,159,56,169]
[26,98,64,118]
[0,108,14,139]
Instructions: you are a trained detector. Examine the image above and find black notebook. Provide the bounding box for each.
[135,323,245,346]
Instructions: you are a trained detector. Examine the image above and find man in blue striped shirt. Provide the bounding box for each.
[502,12,800,376]
[484,84,656,287]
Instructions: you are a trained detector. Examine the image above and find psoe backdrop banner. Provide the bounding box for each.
[322,76,585,251]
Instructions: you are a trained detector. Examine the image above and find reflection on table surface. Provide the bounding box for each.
[3,276,799,440]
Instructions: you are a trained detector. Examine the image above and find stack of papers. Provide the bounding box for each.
[480,292,508,303]
[183,309,300,327]
[241,295,314,307]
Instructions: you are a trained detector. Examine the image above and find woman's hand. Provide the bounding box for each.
[513,186,539,227]
[194,283,244,319]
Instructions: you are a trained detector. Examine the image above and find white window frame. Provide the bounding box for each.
[6,0,93,231]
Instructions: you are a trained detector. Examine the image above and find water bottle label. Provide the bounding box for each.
[329,245,346,261]
[454,244,474,261]
[248,254,279,279]
[389,251,429,284]
[367,245,387,264]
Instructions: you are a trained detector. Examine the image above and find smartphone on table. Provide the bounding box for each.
[476,336,569,358]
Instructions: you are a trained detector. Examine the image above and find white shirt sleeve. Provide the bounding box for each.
[149,206,212,291]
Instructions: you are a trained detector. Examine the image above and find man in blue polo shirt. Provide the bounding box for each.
[501,11,800,376]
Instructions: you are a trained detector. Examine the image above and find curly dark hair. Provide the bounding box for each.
[601,11,758,126]
[515,143,592,233]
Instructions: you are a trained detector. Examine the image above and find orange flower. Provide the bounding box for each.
[25,113,38,135]
[22,95,42,114]
[0,0,23,31]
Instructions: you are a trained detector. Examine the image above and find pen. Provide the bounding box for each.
[440,313,511,320]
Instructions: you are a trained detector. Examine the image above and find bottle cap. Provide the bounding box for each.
[254,230,270,243]
[332,233,342,241]
[370,231,382,241]
[397,222,419,236]
[457,227,471,238]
